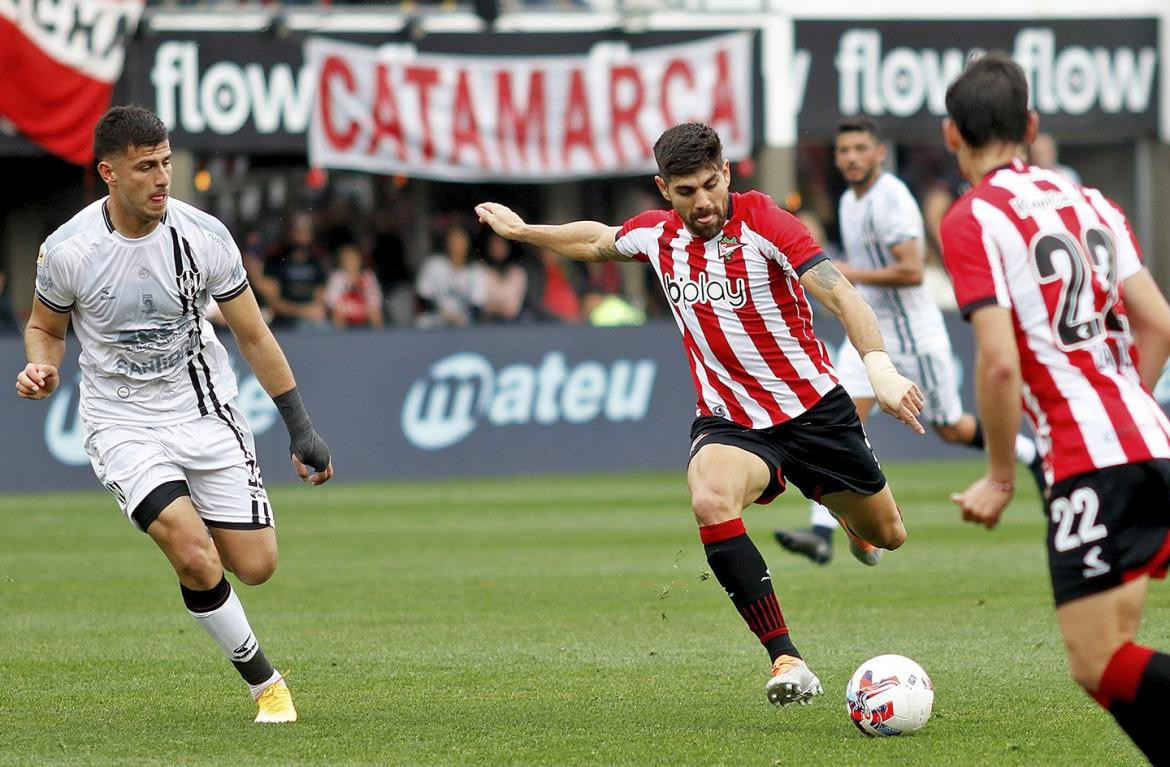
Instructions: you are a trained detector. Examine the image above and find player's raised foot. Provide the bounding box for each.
[766,655,823,707]
[254,679,297,723]
[830,514,883,566]
[773,528,832,564]
[846,536,883,566]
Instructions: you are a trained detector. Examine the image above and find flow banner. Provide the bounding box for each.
[792,18,1160,141]
[306,31,754,181]
[0,0,144,164]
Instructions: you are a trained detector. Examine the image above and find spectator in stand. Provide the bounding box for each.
[0,269,18,333]
[234,228,274,322]
[264,212,330,331]
[1029,132,1082,186]
[476,231,528,323]
[530,247,582,323]
[415,222,483,329]
[369,220,416,327]
[325,243,384,329]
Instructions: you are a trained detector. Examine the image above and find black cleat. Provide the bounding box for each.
[773,528,832,565]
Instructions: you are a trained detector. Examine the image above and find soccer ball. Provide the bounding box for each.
[845,654,934,737]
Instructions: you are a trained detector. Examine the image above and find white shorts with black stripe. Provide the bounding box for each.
[833,340,965,427]
[83,399,274,531]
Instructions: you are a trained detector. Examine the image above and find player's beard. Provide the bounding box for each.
[846,165,878,192]
[686,204,726,241]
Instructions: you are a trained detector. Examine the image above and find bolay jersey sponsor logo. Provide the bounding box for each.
[663,272,747,310]
[401,351,656,450]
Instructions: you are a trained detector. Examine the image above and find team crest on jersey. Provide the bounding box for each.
[718,235,742,261]
[176,269,200,300]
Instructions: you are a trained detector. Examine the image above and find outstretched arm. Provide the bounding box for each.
[475,202,632,263]
[218,286,333,486]
[800,260,924,433]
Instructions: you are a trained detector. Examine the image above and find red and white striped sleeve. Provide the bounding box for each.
[614,210,672,263]
[940,198,1010,319]
[739,192,825,275]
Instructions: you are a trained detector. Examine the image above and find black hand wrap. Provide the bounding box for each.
[273,387,331,473]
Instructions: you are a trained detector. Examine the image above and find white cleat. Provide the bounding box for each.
[765,655,823,707]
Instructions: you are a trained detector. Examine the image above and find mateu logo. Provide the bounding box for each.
[401,352,657,450]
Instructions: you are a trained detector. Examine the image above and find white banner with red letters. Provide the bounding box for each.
[0,0,144,165]
[306,32,753,182]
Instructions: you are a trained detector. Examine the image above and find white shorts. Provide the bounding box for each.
[83,400,274,532]
[834,341,965,426]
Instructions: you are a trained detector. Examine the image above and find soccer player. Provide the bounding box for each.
[774,117,1043,565]
[942,53,1170,765]
[475,122,925,708]
[14,105,334,724]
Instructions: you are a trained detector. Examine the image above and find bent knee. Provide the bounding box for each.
[1068,657,1105,693]
[1065,646,1115,693]
[172,543,223,587]
[691,489,739,527]
[227,554,278,586]
[874,519,907,550]
[931,424,968,445]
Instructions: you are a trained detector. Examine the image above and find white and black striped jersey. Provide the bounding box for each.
[838,172,950,355]
[36,197,249,427]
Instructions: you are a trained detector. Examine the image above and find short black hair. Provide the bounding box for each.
[653,123,722,182]
[93,105,168,162]
[945,51,1029,150]
[836,116,881,141]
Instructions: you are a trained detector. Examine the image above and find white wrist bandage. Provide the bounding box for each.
[862,351,908,406]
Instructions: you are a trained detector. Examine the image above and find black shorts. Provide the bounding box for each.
[688,386,887,504]
[1047,459,1170,606]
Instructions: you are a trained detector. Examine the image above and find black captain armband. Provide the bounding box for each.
[273,387,331,472]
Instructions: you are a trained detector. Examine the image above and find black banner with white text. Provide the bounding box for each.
[793,18,1159,141]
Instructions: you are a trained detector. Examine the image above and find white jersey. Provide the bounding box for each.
[36,197,249,427]
[838,173,949,354]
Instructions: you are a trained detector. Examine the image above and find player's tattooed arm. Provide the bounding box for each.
[800,260,884,357]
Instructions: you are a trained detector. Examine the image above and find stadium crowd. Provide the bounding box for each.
[198,182,653,333]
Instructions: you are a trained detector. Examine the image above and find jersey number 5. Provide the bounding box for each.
[1030,226,1125,350]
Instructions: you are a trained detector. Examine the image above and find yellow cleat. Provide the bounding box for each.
[254,679,298,723]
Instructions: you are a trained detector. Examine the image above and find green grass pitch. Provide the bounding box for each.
[0,459,1157,765]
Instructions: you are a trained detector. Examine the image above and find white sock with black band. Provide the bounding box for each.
[181,576,279,697]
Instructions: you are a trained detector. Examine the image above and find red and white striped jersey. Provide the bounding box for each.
[615,190,838,428]
[941,158,1170,483]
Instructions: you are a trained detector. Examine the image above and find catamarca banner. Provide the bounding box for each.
[792,18,1159,141]
[0,0,144,164]
[306,32,753,182]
